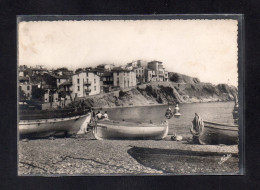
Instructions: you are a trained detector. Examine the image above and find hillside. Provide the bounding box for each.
[168,72,200,84]
[82,81,237,108]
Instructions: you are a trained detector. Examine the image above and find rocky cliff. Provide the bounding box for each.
[82,81,237,108]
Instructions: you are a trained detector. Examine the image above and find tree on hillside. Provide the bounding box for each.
[75,68,83,73]
[57,67,69,71]
[169,73,180,82]
[31,87,45,101]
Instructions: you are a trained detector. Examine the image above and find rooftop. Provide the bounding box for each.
[30,68,48,71]
[112,67,132,72]
[19,76,29,81]
[102,72,113,77]
[49,73,70,79]
[73,70,96,76]
[59,81,72,86]
[148,60,163,64]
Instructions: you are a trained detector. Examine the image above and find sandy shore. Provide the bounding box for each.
[18,133,239,176]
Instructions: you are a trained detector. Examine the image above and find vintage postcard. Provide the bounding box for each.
[17,15,243,176]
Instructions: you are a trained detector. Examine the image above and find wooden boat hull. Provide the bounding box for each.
[93,120,168,140]
[198,121,238,145]
[19,113,91,138]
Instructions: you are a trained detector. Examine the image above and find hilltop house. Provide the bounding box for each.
[27,65,48,76]
[96,64,115,71]
[144,68,156,83]
[18,65,29,77]
[133,66,146,84]
[71,71,101,98]
[147,61,168,82]
[112,67,136,89]
[100,72,113,93]
[18,76,32,101]
[52,68,73,77]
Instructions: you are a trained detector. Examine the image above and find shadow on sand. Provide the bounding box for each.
[127,147,239,174]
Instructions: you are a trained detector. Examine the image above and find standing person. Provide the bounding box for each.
[102,111,109,120]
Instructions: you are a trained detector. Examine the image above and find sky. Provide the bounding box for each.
[18,20,238,86]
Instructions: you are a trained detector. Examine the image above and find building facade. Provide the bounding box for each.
[100,72,113,92]
[147,61,168,82]
[72,71,101,98]
[127,60,147,68]
[134,66,146,84]
[112,69,136,89]
[19,76,32,100]
[144,69,156,83]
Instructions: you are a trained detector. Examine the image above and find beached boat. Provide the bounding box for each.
[92,120,169,140]
[19,108,91,138]
[190,113,238,145]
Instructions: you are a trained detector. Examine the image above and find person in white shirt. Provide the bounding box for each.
[102,111,109,120]
[96,111,103,120]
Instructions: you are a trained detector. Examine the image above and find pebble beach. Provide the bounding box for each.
[18,133,239,176]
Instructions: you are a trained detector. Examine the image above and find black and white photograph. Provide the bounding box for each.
[18,16,242,175]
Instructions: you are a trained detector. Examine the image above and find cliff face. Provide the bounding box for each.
[83,81,237,108]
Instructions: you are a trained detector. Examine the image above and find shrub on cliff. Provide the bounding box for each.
[156,96,163,103]
[145,85,158,98]
[159,86,174,97]
[169,73,180,82]
[119,90,127,97]
[202,84,216,95]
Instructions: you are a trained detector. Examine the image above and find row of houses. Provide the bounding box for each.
[127,60,169,83]
[18,60,169,105]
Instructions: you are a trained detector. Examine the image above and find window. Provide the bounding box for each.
[94,79,96,84]
[94,86,96,91]
[78,86,80,91]
[117,72,119,75]
[27,86,30,90]
[77,79,80,84]
[58,79,60,83]
[86,72,88,77]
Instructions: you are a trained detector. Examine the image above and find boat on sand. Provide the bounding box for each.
[92,120,169,140]
[19,108,91,138]
[190,113,238,145]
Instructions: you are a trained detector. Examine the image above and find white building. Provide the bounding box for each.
[72,71,101,98]
[147,61,168,82]
[112,68,136,89]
